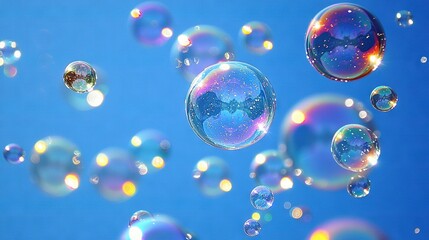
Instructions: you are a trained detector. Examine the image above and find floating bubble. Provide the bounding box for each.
[243,219,261,237]
[290,206,312,222]
[250,150,293,193]
[129,2,173,46]
[129,210,153,227]
[0,40,21,65]
[121,215,188,240]
[130,129,171,174]
[3,65,18,78]
[90,148,140,201]
[331,124,380,172]
[3,143,25,164]
[421,56,427,64]
[370,86,398,112]
[185,61,276,150]
[240,21,273,54]
[395,10,413,27]
[347,175,371,198]
[63,61,97,93]
[250,186,274,210]
[171,25,234,81]
[30,136,82,196]
[280,95,375,190]
[193,156,231,196]
[305,3,386,81]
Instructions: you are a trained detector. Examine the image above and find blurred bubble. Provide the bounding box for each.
[3,143,25,164]
[331,124,380,172]
[347,175,371,198]
[3,65,18,78]
[129,210,153,227]
[0,40,21,65]
[63,61,97,93]
[171,25,234,81]
[280,95,375,190]
[396,10,413,27]
[129,2,173,46]
[421,56,427,64]
[290,206,312,222]
[185,61,276,150]
[370,86,398,112]
[90,148,140,201]
[192,156,231,196]
[243,219,261,237]
[121,215,188,240]
[30,136,82,196]
[305,3,386,81]
[240,21,273,54]
[250,186,274,210]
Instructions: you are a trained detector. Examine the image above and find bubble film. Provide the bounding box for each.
[347,175,371,198]
[244,219,261,237]
[121,215,187,240]
[192,156,231,196]
[240,21,273,54]
[370,86,398,112]
[250,185,274,210]
[30,136,82,196]
[308,219,387,240]
[0,40,21,65]
[171,25,234,81]
[129,2,173,46]
[396,10,414,27]
[3,143,25,164]
[280,95,375,190]
[63,61,97,93]
[185,61,276,150]
[331,124,380,172]
[129,210,153,227]
[305,3,386,81]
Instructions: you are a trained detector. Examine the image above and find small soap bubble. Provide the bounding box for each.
[421,56,427,64]
[240,21,273,54]
[3,143,25,164]
[3,65,18,78]
[370,86,398,112]
[129,210,153,227]
[396,10,414,27]
[0,40,21,65]
[193,156,231,196]
[63,61,97,93]
[347,175,371,198]
[243,219,261,237]
[250,186,274,210]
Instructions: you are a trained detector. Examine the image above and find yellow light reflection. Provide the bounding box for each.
[10,42,16,48]
[87,90,104,107]
[241,25,252,35]
[64,173,80,190]
[263,40,273,50]
[280,177,293,190]
[219,63,230,71]
[96,153,109,167]
[310,230,330,240]
[197,160,208,172]
[152,156,165,169]
[291,207,303,219]
[251,212,260,221]
[344,98,354,107]
[0,41,5,49]
[130,8,141,18]
[129,226,143,240]
[358,110,368,119]
[219,179,232,192]
[122,181,137,197]
[178,34,191,47]
[131,136,142,147]
[0,58,4,66]
[161,28,173,38]
[313,21,322,30]
[34,140,47,154]
[291,110,305,124]
[254,153,266,165]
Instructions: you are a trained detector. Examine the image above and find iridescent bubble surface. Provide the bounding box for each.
[185,61,276,150]
[121,215,188,240]
[305,3,386,81]
[331,124,380,172]
[244,219,261,237]
[192,156,231,196]
[240,21,273,54]
[30,136,82,196]
[129,2,173,46]
[3,65,18,78]
[396,10,414,27]
[308,219,387,240]
[3,143,25,164]
[0,40,21,65]
[280,95,375,190]
[347,175,371,198]
[370,86,398,112]
[63,61,97,93]
[250,185,274,210]
[171,25,234,81]
[129,210,153,227]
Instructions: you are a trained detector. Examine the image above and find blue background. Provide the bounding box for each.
[0,0,428,239]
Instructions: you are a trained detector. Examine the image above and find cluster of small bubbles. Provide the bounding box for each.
[240,21,273,54]
[129,210,153,227]
[331,124,380,172]
[290,206,312,222]
[421,56,427,64]
[243,219,261,237]
[370,86,398,112]
[121,215,188,240]
[129,2,173,46]
[63,61,97,93]
[396,10,414,27]
[90,148,140,201]
[305,3,386,82]
[130,129,171,174]
[171,25,235,81]
[0,40,21,78]
[192,156,231,196]
[347,175,371,198]
[185,61,276,150]
[30,136,82,196]
[3,143,25,164]
[250,150,293,193]
[250,186,274,210]
[308,219,387,240]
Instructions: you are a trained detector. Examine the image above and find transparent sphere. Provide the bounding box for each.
[347,175,371,198]
[130,129,171,174]
[331,124,380,172]
[396,10,414,27]
[0,40,21,65]
[370,86,398,112]
[193,156,231,196]
[90,148,140,202]
[308,219,387,239]
[63,61,97,93]
[171,25,234,81]
[121,215,188,240]
[30,136,82,196]
[305,3,386,81]
[129,2,173,46]
[185,61,276,150]
[240,21,273,54]
[3,65,18,78]
[243,219,261,237]
[3,143,25,164]
[250,150,293,193]
[250,185,274,210]
[129,210,153,227]
[421,56,427,64]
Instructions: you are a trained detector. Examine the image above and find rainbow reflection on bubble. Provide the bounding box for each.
[240,21,273,54]
[3,143,25,164]
[305,3,386,82]
[3,65,18,78]
[280,95,375,190]
[193,156,231,196]
[308,219,387,240]
[171,25,234,82]
[121,215,188,240]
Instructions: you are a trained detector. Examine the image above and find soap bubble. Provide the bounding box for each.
[30,136,82,196]
[331,124,380,172]
[193,156,231,196]
[370,86,398,112]
[3,143,25,164]
[63,61,97,93]
[121,215,188,240]
[129,210,153,227]
[305,3,386,81]
[240,21,273,54]
[250,185,274,210]
[90,148,140,201]
[396,10,414,27]
[185,61,276,150]
[129,2,173,46]
[421,56,427,64]
[243,219,261,237]
[250,150,293,193]
[280,95,375,190]
[171,25,234,81]
[290,206,312,222]
[0,40,21,65]
[3,65,18,78]
[347,175,371,198]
